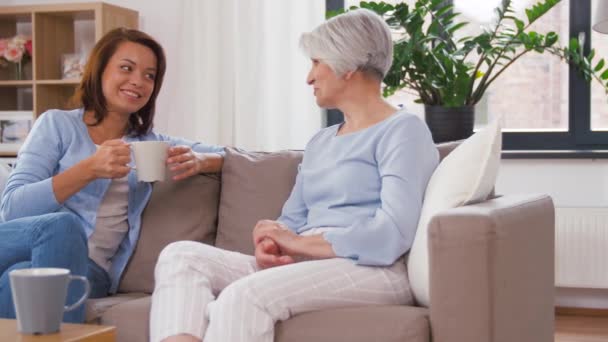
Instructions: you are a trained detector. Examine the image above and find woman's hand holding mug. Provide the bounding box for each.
[86,139,131,179]
[167,145,205,181]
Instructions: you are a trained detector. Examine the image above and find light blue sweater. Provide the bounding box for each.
[0,108,224,293]
[278,111,439,266]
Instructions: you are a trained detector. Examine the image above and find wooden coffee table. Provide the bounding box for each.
[0,319,115,341]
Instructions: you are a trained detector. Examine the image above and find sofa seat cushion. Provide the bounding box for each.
[85,292,148,323]
[118,174,221,293]
[216,148,303,254]
[100,295,152,342]
[99,295,428,342]
[276,306,429,342]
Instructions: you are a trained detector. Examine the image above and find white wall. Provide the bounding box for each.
[498,158,608,309]
[497,159,608,207]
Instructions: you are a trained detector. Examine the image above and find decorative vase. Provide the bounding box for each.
[15,61,23,80]
[424,105,474,143]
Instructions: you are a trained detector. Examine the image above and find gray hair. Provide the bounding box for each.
[299,8,393,80]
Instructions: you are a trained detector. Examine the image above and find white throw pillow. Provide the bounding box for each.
[407,119,502,307]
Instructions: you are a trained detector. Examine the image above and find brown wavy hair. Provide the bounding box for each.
[71,27,166,136]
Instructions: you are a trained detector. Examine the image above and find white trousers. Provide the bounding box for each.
[149,240,412,342]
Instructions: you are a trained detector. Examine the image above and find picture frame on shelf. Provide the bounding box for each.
[0,111,32,155]
[61,53,86,80]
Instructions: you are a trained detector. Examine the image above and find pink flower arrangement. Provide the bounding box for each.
[0,35,32,66]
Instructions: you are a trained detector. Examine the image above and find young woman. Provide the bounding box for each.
[150,9,439,342]
[0,28,224,323]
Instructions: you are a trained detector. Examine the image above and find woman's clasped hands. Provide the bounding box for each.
[253,220,303,269]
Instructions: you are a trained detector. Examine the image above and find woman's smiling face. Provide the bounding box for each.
[101,41,157,115]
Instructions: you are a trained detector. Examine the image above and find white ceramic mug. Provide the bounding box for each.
[9,268,90,335]
[130,141,170,182]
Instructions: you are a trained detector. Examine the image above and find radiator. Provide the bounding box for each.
[555,207,608,289]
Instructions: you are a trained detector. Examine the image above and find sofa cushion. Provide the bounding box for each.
[100,296,427,342]
[100,295,151,342]
[408,119,502,307]
[276,306,429,342]
[118,174,221,293]
[215,148,303,255]
[435,140,461,161]
[85,292,148,323]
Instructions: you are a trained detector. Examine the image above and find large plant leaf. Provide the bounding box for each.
[525,0,560,25]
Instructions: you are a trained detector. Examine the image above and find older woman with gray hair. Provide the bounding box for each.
[150,8,439,342]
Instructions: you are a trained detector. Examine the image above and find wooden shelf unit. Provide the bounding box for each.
[0,2,138,156]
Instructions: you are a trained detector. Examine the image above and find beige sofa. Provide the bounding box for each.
[85,143,555,342]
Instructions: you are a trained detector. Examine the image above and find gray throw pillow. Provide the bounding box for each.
[215,148,303,255]
[118,174,220,293]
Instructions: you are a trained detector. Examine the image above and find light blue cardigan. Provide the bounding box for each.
[277,111,438,266]
[0,108,224,293]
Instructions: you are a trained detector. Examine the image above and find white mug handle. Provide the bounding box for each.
[64,275,91,312]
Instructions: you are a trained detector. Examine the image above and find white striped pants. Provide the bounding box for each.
[149,240,412,342]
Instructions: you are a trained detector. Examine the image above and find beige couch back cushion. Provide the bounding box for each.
[118,174,221,293]
[215,148,303,255]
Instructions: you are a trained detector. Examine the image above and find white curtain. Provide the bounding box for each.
[165,0,325,151]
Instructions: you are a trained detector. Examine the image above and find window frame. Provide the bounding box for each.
[325,0,346,127]
[326,0,608,152]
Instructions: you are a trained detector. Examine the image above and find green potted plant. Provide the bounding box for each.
[329,0,608,142]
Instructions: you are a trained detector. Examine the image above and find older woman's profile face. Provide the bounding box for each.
[306,59,346,108]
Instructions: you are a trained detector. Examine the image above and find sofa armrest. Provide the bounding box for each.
[428,194,554,342]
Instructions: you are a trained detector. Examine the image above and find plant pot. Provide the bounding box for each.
[424,105,474,143]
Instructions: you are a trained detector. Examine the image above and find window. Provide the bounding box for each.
[454,0,569,132]
[330,0,608,151]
